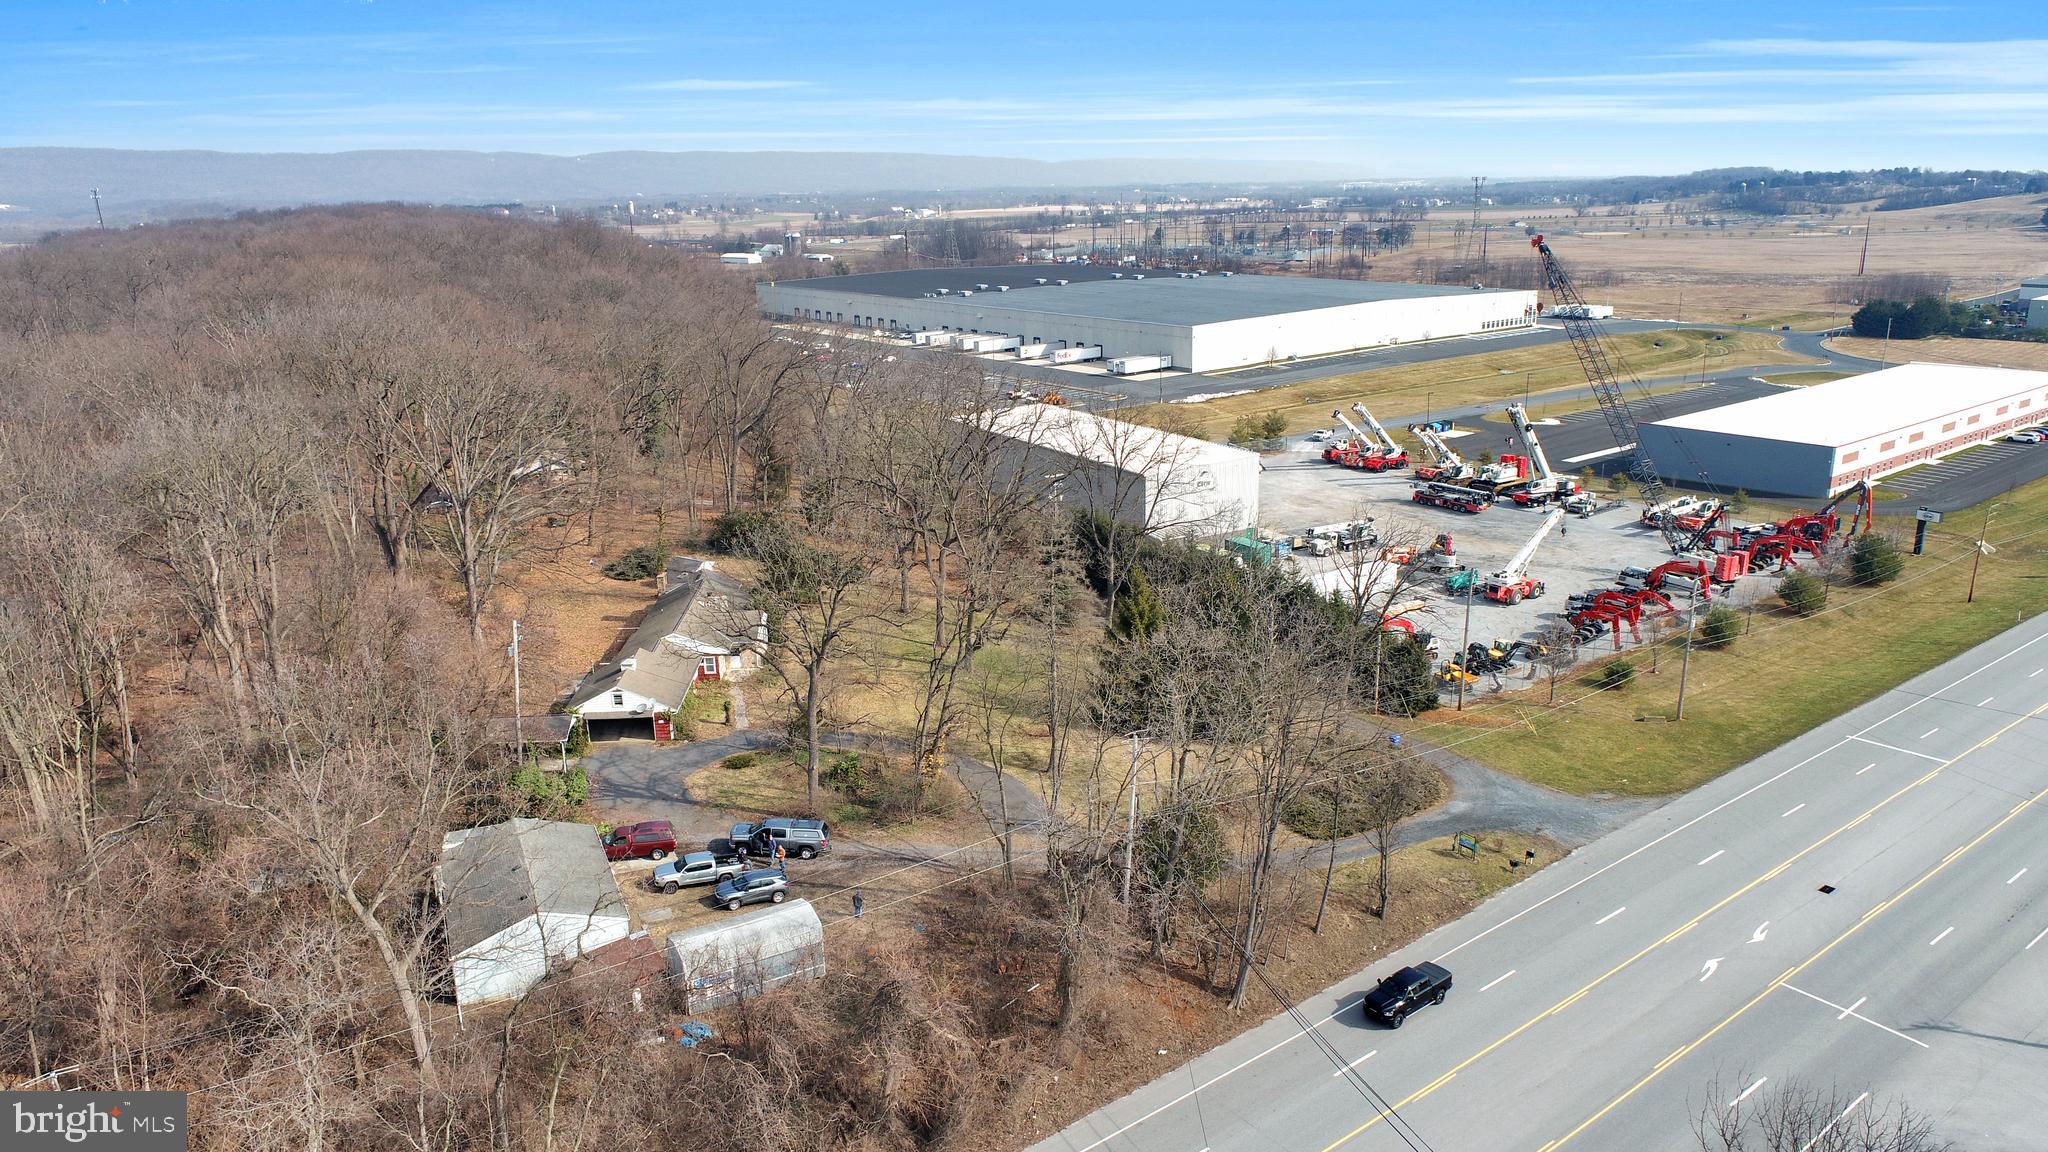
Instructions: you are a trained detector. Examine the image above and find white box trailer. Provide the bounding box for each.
[946,332,986,350]
[1107,354,1172,375]
[1015,343,1050,360]
[968,335,1022,354]
[911,330,951,346]
[1050,345,1104,365]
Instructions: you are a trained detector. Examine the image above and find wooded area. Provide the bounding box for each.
[0,207,1449,1150]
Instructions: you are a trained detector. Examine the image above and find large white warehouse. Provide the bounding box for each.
[759,265,1537,373]
[1637,362,2048,497]
[981,405,1259,536]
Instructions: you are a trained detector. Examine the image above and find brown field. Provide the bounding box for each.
[1826,334,2048,372]
[1371,195,2048,326]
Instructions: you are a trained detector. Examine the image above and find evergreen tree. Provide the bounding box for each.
[1110,566,1165,642]
[1851,534,1905,586]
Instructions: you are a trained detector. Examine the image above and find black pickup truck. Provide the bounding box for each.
[1362,962,1453,1028]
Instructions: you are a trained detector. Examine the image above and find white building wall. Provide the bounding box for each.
[452,911,632,1006]
[1826,382,2048,491]
[571,684,672,721]
[2028,295,2048,331]
[1188,290,1537,371]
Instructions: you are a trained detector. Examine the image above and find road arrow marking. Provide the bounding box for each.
[1700,958,1723,982]
[1728,1076,1768,1108]
[1750,922,1770,944]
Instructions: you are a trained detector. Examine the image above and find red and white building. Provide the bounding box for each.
[1639,363,2048,498]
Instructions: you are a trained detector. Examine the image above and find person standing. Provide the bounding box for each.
[851,889,864,919]
[775,842,787,868]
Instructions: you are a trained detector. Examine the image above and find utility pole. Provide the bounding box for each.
[1456,577,1474,711]
[1881,317,1894,368]
[90,188,105,230]
[1857,220,1871,276]
[1967,504,1996,603]
[1122,731,1140,904]
[1675,608,1697,720]
[509,620,525,765]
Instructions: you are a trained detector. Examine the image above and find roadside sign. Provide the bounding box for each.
[1915,508,1943,523]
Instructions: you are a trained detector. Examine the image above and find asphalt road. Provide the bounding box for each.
[1027,613,2048,1152]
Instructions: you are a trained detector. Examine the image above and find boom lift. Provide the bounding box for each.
[1324,409,1373,468]
[1500,403,1581,506]
[1482,508,1566,604]
[1531,234,1715,553]
[1350,403,1410,470]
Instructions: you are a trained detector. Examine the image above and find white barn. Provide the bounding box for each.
[981,405,1260,537]
[437,819,631,1007]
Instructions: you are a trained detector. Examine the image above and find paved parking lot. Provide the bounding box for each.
[1874,436,2048,514]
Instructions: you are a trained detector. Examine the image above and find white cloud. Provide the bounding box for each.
[629,78,812,91]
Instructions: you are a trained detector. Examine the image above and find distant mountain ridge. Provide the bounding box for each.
[0,147,1319,219]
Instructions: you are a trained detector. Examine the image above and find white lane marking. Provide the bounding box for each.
[1700,957,1723,982]
[1782,984,1931,1048]
[1429,628,2048,970]
[1796,1092,1870,1152]
[1837,996,1867,1020]
[1055,1022,1332,1151]
[1729,1077,1768,1108]
[1595,907,1626,926]
[1330,1050,1378,1077]
[1781,803,1806,818]
[2028,925,2048,950]
[1480,970,1517,992]
[1856,763,1876,775]
[2010,868,2029,885]
[1929,926,1954,946]
[1978,697,1996,707]
[1562,444,1631,465]
[1697,849,1725,866]
[1750,922,1770,944]
[1918,727,1941,740]
[2031,668,2042,678]
[1848,735,1947,762]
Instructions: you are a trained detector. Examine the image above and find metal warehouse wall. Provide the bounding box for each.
[758,282,1192,366]
[1636,424,1840,498]
[1192,291,1537,372]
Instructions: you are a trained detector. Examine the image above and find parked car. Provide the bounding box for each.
[649,849,745,894]
[2006,430,2045,443]
[601,820,677,862]
[1362,962,1453,1028]
[712,868,789,911]
[1306,428,1332,443]
[729,818,831,859]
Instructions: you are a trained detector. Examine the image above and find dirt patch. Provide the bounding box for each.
[1826,335,2048,372]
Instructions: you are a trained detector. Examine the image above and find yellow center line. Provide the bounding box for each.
[1541,704,2048,1150]
[1316,701,2045,1152]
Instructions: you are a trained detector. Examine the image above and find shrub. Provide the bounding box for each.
[564,718,591,758]
[601,543,667,581]
[1597,659,1637,690]
[720,752,757,771]
[707,509,780,555]
[1851,534,1905,586]
[511,762,590,817]
[1260,412,1287,439]
[1729,488,1750,513]
[1605,472,1632,494]
[1778,569,1827,616]
[1694,606,1742,650]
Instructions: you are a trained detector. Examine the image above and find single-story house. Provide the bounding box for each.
[663,898,826,1012]
[437,818,631,1007]
[567,556,766,741]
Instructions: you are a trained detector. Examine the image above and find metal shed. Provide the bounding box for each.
[663,899,826,1012]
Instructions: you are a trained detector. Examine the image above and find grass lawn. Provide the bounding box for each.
[1755,370,1852,387]
[1418,477,2048,796]
[1122,330,1806,441]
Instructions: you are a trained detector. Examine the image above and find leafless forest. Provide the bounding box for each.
[0,207,1446,1150]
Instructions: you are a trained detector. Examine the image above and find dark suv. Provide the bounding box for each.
[729,818,829,859]
[601,820,677,862]
[1362,962,1452,1028]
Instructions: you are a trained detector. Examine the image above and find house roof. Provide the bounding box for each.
[437,818,627,957]
[567,556,757,713]
[485,715,576,746]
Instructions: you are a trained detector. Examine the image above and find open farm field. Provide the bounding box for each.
[1827,334,2048,372]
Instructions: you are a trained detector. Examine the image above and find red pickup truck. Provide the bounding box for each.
[601,820,677,861]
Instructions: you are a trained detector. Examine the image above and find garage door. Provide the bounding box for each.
[584,717,656,742]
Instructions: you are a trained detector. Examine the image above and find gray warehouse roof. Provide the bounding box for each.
[763,265,1519,327]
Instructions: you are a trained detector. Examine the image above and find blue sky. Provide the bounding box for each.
[2,1,2043,176]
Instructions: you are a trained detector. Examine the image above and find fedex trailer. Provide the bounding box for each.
[1049,345,1103,365]
[1107,354,1171,375]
